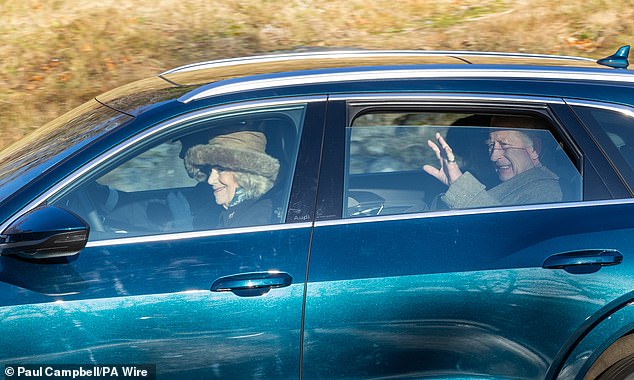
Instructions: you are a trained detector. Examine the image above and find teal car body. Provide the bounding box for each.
[1,48,634,379]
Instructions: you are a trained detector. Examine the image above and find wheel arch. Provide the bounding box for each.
[556,303,634,379]
[584,332,634,379]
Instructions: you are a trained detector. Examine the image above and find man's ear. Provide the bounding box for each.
[527,146,540,161]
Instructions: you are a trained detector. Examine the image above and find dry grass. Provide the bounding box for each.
[2,0,633,150]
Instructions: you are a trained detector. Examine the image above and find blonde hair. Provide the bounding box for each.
[233,171,275,200]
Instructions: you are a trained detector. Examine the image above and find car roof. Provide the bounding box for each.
[97,49,634,115]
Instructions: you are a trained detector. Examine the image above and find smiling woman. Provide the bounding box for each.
[186,130,281,228]
[48,103,306,240]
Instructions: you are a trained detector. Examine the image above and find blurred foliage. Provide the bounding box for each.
[98,141,197,192]
[1,0,634,150]
[350,113,468,174]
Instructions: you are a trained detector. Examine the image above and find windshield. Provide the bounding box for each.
[0,99,132,202]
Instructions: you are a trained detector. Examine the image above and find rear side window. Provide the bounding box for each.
[572,105,634,172]
[344,111,582,218]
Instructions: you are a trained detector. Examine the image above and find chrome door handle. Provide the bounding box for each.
[211,271,292,296]
[543,249,623,269]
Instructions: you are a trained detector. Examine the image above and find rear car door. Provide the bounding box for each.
[302,95,634,379]
[0,98,326,379]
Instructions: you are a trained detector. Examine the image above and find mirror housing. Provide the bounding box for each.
[0,206,89,259]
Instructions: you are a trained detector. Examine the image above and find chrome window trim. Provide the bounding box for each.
[86,222,314,247]
[161,50,595,75]
[0,95,326,233]
[564,99,634,118]
[330,92,565,105]
[179,67,634,103]
[316,198,634,228]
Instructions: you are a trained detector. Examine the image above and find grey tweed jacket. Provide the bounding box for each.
[441,166,562,209]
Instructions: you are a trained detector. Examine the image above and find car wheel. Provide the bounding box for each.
[597,354,634,380]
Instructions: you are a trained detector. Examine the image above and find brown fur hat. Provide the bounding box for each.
[185,131,280,182]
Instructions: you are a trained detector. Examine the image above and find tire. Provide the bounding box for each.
[597,354,634,380]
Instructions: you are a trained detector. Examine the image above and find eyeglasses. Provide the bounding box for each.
[485,141,529,154]
[196,165,229,176]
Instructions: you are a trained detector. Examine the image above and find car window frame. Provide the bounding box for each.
[0,96,328,242]
[567,99,634,195]
[549,101,631,200]
[315,93,627,222]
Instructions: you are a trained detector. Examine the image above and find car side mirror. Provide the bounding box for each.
[0,206,89,260]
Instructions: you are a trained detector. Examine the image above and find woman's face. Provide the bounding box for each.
[208,167,239,209]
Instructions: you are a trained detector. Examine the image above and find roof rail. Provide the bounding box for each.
[161,50,595,75]
[178,65,634,103]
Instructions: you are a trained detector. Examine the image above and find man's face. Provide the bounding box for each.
[487,130,539,182]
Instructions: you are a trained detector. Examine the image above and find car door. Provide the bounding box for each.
[302,95,634,379]
[0,98,326,379]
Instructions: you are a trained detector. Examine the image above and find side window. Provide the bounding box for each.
[572,105,634,173]
[50,104,306,240]
[344,111,582,218]
[99,141,197,192]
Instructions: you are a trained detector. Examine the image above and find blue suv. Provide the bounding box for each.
[1,47,634,379]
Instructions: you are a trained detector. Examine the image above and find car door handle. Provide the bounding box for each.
[543,249,623,269]
[211,271,293,296]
